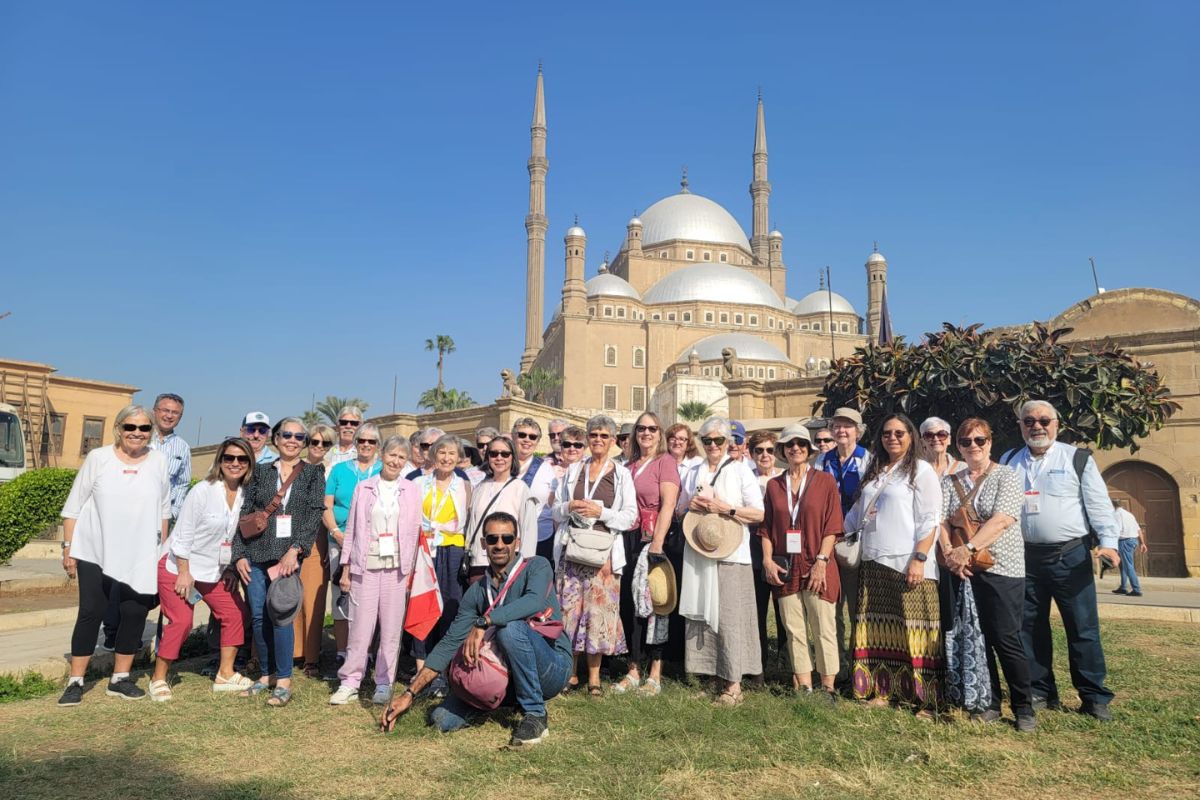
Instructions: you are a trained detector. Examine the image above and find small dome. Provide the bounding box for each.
[643,264,787,311]
[628,216,642,227]
[769,230,783,239]
[639,192,751,250]
[674,333,790,364]
[566,225,586,238]
[867,251,886,264]
[586,273,641,301]
[791,290,857,316]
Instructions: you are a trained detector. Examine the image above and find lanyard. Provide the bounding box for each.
[425,481,454,523]
[582,457,611,502]
[484,556,527,609]
[785,468,810,528]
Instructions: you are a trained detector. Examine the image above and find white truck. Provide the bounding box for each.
[0,402,28,483]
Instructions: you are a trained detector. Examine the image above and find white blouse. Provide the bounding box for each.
[164,479,243,583]
[62,446,171,594]
[679,457,764,565]
[846,459,943,579]
[466,477,538,567]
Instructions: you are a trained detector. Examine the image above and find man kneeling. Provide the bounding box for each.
[381,511,571,746]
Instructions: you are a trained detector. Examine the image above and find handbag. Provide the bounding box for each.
[448,557,529,710]
[835,476,888,570]
[638,508,659,541]
[238,462,303,541]
[460,477,518,582]
[564,526,616,568]
[948,472,995,572]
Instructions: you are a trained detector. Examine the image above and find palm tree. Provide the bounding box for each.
[425,335,457,393]
[315,396,370,426]
[417,387,476,412]
[677,400,713,422]
[300,410,321,427]
[516,366,563,404]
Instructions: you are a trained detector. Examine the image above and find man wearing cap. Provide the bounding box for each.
[242,411,277,465]
[614,422,634,466]
[727,421,748,462]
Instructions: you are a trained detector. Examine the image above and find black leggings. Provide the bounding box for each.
[71,560,157,658]
[620,530,663,664]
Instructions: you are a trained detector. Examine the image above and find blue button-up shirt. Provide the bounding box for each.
[150,429,191,519]
[1003,441,1119,548]
[817,445,871,515]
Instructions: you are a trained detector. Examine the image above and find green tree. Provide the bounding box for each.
[516,366,563,404]
[677,400,714,422]
[315,396,370,426]
[417,387,476,412]
[300,410,321,427]
[425,335,457,393]
[814,322,1180,454]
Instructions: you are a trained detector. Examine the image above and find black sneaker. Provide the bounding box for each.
[509,714,549,746]
[1016,713,1037,732]
[1080,702,1112,722]
[1031,696,1062,712]
[1129,590,1143,597]
[1111,588,1128,595]
[58,682,84,707]
[105,678,146,700]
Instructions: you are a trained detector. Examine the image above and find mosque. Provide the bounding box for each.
[516,68,886,420]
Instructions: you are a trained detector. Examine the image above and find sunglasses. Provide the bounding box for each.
[220,453,251,464]
[309,439,330,448]
[486,449,513,459]
[419,442,433,450]
[122,423,153,432]
[881,430,908,440]
[278,431,308,442]
[561,441,585,450]
[514,431,539,440]
[752,446,775,455]
[958,436,990,448]
[1022,417,1055,428]
[616,435,630,442]
[338,419,361,427]
[357,438,379,446]
[700,436,726,446]
[484,534,516,546]
[635,425,659,434]
[783,439,809,449]
[476,441,491,450]
[921,431,949,441]
[588,432,611,440]
[814,437,834,445]
[244,425,269,435]
[548,432,562,440]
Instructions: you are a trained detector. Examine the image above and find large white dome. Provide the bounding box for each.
[791,290,858,316]
[585,273,641,301]
[643,264,788,311]
[675,333,790,363]
[639,192,751,250]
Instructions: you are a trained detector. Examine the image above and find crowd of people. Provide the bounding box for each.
[54,394,1138,745]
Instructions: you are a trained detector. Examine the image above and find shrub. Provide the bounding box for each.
[0,672,60,703]
[0,468,77,563]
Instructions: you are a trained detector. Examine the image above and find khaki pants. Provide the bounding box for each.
[292,537,329,664]
[778,590,839,678]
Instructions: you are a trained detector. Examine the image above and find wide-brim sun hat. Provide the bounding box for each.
[774,422,814,459]
[832,407,863,425]
[648,559,678,615]
[682,510,743,561]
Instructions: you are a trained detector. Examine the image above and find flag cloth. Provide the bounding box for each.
[878,285,894,345]
[404,536,443,639]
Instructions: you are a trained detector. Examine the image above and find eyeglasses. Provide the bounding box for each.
[814,437,834,445]
[486,449,513,459]
[357,438,378,446]
[278,431,308,442]
[668,436,690,444]
[783,439,809,450]
[419,442,433,450]
[338,419,361,427]
[1022,417,1055,428]
[958,436,990,448]
[514,431,539,440]
[220,453,251,464]
[309,439,330,448]
[881,430,908,440]
[121,423,153,432]
[588,432,611,440]
[700,436,726,446]
[635,424,659,434]
[548,432,562,440]
[561,441,585,450]
[244,425,269,435]
[484,533,517,546]
[921,431,949,441]
[752,446,775,455]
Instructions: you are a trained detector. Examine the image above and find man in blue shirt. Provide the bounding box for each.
[381,511,571,747]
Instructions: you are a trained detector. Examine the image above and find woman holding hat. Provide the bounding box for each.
[678,417,764,706]
[759,424,844,697]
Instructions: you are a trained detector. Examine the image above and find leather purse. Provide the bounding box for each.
[948,472,995,572]
[238,462,303,541]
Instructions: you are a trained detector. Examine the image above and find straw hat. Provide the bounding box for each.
[682,510,743,561]
[647,559,678,615]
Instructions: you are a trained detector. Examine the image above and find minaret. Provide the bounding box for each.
[749,91,771,267]
[865,243,888,341]
[562,219,587,316]
[625,214,643,257]
[521,65,549,373]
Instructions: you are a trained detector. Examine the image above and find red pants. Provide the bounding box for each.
[157,555,249,661]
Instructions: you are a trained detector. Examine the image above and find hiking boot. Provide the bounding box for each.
[58,682,84,707]
[1016,713,1037,732]
[105,678,146,700]
[509,714,549,746]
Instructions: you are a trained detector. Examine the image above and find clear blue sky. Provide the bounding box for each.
[2,2,1196,444]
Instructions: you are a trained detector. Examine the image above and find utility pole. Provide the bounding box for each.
[825,265,836,363]
[392,375,398,414]
[1088,257,1101,295]
[196,417,202,446]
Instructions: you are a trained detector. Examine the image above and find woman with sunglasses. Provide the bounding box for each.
[844,413,944,719]
[613,412,680,696]
[290,423,334,677]
[552,415,637,696]
[57,405,171,706]
[920,417,962,478]
[465,435,538,579]
[328,406,363,466]
[149,438,256,699]
[938,418,1034,731]
[329,436,421,706]
[323,423,382,675]
[234,417,326,706]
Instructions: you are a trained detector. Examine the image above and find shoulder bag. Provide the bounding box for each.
[834,473,888,570]
[948,471,995,572]
[564,460,617,568]
[238,463,304,541]
[448,558,528,710]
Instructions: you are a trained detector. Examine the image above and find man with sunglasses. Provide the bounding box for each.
[726,421,748,462]
[811,427,836,456]
[329,406,364,467]
[241,411,277,465]
[614,423,634,465]
[1000,400,1121,721]
[381,511,572,747]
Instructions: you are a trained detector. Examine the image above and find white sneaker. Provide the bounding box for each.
[329,684,358,705]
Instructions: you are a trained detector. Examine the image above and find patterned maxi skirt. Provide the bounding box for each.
[557,560,627,656]
[852,559,944,708]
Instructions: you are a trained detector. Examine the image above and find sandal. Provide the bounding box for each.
[561,678,580,695]
[148,679,172,702]
[611,674,641,694]
[636,678,662,697]
[213,672,254,693]
[914,709,936,723]
[266,686,292,707]
[714,690,744,707]
[587,684,604,698]
[239,681,271,698]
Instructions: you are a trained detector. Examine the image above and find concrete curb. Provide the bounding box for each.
[0,576,74,594]
[0,606,78,633]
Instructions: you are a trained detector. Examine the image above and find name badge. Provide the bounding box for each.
[219,541,232,566]
[786,530,804,554]
[122,469,139,476]
[1024,491,1041,514]
[276,515,292,538]
[378,532,396,558]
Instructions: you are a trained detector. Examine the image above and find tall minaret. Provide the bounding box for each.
[865,244,889,341]
[521,66,549,373]
[562,219,587,316]
[749,91,771,267]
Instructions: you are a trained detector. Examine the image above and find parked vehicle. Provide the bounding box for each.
[0,403,27,483]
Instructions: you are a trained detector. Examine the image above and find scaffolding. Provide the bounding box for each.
[0,368,55,468]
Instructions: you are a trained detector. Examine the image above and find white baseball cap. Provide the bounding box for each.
[242,411,270,428]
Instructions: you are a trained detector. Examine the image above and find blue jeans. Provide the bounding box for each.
[246,561,295,680]
[1117,538,1141,592]
[430,621,571,733]
[1022,539,1113,706]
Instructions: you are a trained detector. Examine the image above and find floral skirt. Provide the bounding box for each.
[556,560,627,656]
[852,560,944,709]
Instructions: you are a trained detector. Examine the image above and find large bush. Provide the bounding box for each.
[0,468,77,563]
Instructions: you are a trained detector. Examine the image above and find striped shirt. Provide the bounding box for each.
[150,429,192,519]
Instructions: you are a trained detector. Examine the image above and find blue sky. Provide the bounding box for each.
[2,2,1196,444]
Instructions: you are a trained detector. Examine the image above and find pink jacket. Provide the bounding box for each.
[340,475,421,576]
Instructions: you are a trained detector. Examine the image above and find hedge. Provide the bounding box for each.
[0,468,77,563]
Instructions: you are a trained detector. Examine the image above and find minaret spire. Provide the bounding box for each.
[521,66,549,373]
[750,92,771,267]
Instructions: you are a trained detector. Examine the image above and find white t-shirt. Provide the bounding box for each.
[164,479,243,583]
[1115,507,1141,540]
[62,446,171,594]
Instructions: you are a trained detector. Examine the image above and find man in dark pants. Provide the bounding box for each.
[1001,400,1121,722]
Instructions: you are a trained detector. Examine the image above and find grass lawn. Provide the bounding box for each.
[0,619,1198,800]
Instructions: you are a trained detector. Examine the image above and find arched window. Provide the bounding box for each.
[605,346,617,367]
[632,347,645,368]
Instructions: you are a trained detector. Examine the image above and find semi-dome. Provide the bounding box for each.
[643,264,787,311]
[586,273,641,301]
[639,192,751,250]
[791,290,857,316]
[674,333,790,364]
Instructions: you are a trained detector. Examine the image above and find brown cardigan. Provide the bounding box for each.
[758,469,844,603]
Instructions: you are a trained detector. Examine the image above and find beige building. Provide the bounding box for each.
[0,357,139,470]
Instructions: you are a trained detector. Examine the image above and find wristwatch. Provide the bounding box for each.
[965,542,978,554]
[725,507,737,519]
[815,554,830,563]
[473,616,489,629]
[912,551,928,563]
[61,541,72,551]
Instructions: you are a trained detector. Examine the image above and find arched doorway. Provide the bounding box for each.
[1103,461,1187,578]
